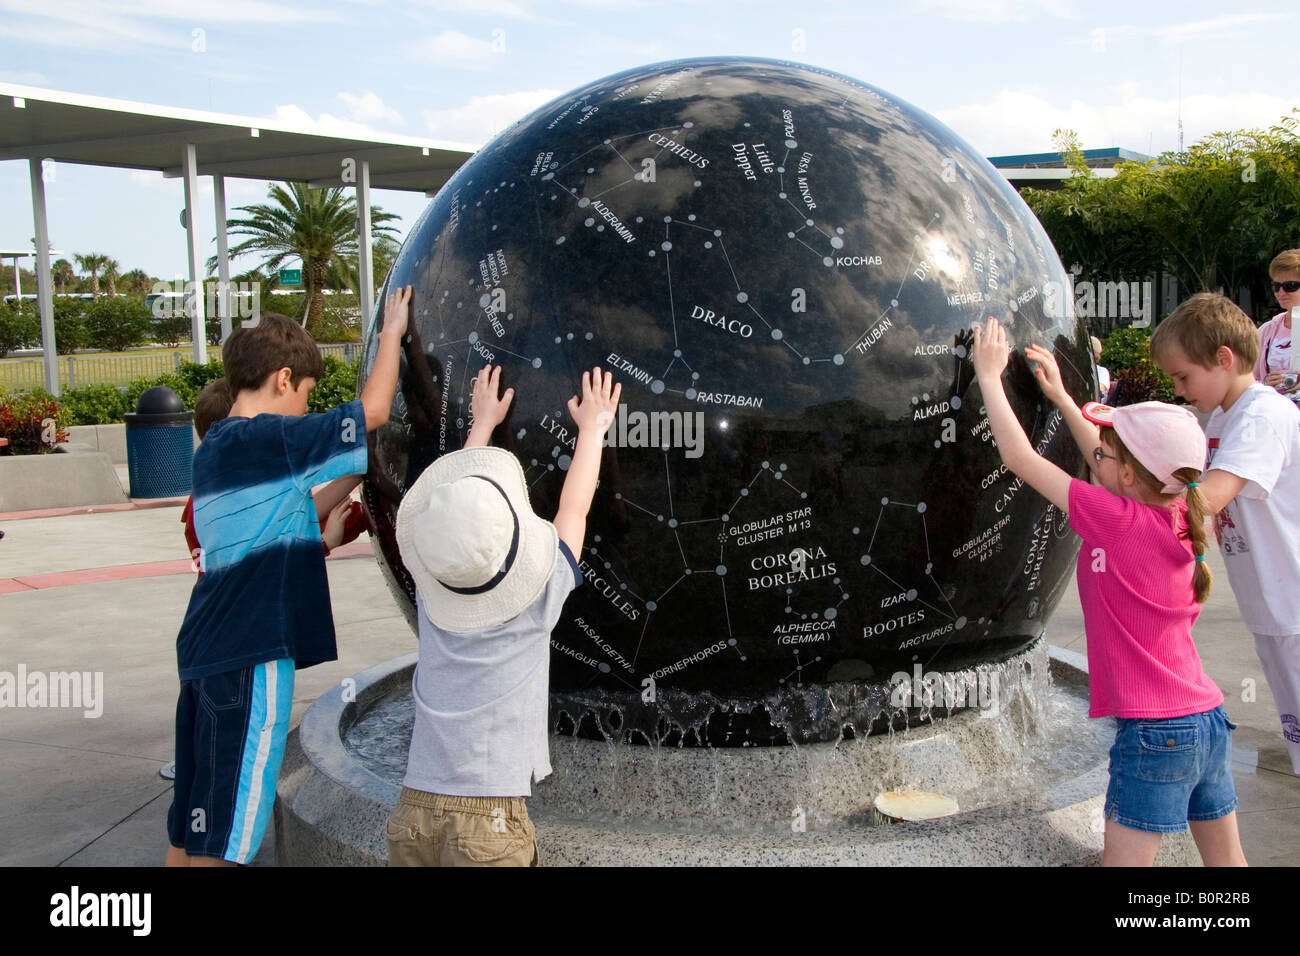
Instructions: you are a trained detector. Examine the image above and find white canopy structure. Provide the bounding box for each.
[0,84,476,394]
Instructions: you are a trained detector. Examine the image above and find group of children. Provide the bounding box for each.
[164,270,1299,868]
[164,286,620,867]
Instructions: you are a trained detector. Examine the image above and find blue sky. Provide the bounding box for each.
[0,0,1295,278]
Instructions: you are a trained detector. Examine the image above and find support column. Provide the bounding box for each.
[214,174,232,342]
[357,159,376,339]
[29,159,57,396]
[181,143,207,364]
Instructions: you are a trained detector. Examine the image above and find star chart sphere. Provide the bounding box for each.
[359,57,1094,745]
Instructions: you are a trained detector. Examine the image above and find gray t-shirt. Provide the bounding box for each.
[403,540,581,796]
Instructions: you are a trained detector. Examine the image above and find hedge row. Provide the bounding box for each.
[25,355,360,429]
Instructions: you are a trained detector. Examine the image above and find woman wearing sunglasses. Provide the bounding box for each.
[1254,249,1300,398]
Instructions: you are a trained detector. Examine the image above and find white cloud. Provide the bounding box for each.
[421,88,563,145]
[0,0,334,53]
[1074,15,1293,51]
[935,87,1297,158]
[408,29,498,63]
[267,103,395,138]
[410,0,551,22]
[1154,13,1292,44]
[337,91,403,127]
[0,0,324,25]
[916,0,1074,22]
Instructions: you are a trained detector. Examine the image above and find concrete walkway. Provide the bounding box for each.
[1,502,1296,866]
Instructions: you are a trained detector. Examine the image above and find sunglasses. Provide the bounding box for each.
[1092,446,1117,464]
[1274,281,1300,293]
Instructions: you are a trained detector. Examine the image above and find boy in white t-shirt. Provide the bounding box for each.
[1152,293,1300,773]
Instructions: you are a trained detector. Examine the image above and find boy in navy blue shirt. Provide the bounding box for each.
[165,289,410,866]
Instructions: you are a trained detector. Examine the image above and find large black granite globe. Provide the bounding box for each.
[359,57,1093,745]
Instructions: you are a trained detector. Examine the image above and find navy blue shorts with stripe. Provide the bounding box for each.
[167,659,294,863]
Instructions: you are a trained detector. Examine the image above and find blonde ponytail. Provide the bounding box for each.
[1175,467,1213,604]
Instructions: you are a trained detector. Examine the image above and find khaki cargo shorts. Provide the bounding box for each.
[385,788,538,867]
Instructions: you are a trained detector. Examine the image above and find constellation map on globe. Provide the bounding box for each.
[370,58,1091,709]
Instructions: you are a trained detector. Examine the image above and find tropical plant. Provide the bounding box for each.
[213,182,399,335]
[51,258,75,294]
[119,268,153,297]
[101,257,120,297]
[74,252,110,299]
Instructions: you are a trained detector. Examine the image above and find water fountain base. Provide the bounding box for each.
[275,644,1199,866]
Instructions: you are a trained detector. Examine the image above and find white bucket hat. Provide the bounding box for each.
[395,446,558,633]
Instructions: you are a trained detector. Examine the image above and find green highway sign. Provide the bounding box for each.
[279,268,302,285]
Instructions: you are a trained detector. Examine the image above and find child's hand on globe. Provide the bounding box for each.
[470,363,515,429]
[568,367,621,438]
[1024,344,1070,407]
[382,285,412,340]
[971,316,1011,382]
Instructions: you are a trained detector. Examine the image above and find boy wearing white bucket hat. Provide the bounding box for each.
[387,364,621,866]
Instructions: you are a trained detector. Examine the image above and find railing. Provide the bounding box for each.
[1,343,361,392]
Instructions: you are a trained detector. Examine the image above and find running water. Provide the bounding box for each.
[342,641,1110,833]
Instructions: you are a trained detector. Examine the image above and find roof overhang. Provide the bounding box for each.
[0,84,476,195]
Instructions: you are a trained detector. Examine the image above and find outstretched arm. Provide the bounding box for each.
[464,364,514,449]
[554,368,621,557]
[1198,469,1248,515]
[972,318,1072,512]
[359,286,411,432]
[1024,344,1102,479]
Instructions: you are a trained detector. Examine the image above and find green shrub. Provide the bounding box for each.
[125,372,187,412]
[1099,326,1152,371]
[124,360,225,413]
[173,360,226,398]
[83,297,152,352]
[308,355,359,413]
[0,300,40,357]
[152,311,192,347]
[104,354,351,420]
[52,299,89,354]
[264,293,306,321]
[314,293,363,343]
[0,387,68,454]
[58,384,131,425]
[1109,358,1175,405]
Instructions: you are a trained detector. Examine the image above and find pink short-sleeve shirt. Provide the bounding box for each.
[1068,479,1224,719]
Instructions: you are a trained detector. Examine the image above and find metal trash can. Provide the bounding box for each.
[124,386,194,499]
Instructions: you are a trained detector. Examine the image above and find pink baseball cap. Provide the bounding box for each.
[1081,401,1206,493]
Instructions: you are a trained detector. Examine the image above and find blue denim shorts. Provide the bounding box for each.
[1105,705,1239,834]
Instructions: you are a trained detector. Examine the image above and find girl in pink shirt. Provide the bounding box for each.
[972,317,1246,867]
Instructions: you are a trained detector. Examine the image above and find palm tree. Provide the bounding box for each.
[120,268,152,296]
[102,257,120,297]
[74,252,110,299]
[52,259,75,294]
[214,182,399,333]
